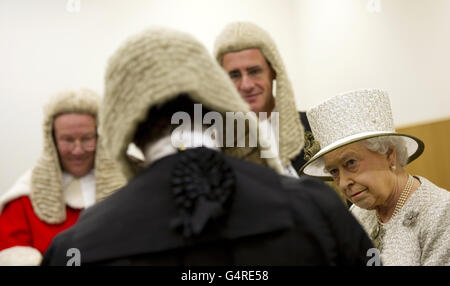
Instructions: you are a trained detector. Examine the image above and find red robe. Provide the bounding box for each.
[0,196,81,254]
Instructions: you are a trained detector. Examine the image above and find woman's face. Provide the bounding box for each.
[323,141,395,210]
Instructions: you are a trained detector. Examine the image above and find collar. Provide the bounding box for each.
[143,129,220,167]
[62,169,96,209]
[258,110,297,177]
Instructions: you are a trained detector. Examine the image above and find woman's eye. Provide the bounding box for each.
[346,159,358,169]
[329,169,339,176]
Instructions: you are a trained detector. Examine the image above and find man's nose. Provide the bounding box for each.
[71,141,85,154]
[239,74,255,92]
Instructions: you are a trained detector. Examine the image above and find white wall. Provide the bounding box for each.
[294,0,450,125]
[1,0,449,194]
[0,0,301,193]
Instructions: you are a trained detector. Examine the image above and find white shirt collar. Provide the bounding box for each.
[62,169,96,209]
[259,109,298,178]
[143,129,220,167]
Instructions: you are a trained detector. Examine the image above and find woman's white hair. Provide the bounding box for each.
[362,136,409,167]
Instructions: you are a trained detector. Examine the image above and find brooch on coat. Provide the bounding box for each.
[370,221,386,252]
[402,210,419,227]
[371,210,419,252]
[170,148,236,238]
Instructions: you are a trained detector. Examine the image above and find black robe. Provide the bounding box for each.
[291,111,315,172]
[42,147,373,266]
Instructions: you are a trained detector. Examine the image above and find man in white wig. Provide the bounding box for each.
[0,89,126,265]
[42,28,373,266]
[214,21,320,177]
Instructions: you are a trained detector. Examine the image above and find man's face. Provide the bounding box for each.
[222,48,275,114]
[53,113,97,178]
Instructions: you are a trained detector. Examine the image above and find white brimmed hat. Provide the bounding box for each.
[300,89,424,180]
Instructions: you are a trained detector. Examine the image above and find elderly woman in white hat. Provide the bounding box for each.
[301,89,450,266]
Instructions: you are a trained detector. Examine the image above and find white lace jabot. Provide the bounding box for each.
[62,170,96,209]
[259,114,298,178]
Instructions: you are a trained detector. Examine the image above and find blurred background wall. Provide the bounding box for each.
[1,0,449,194]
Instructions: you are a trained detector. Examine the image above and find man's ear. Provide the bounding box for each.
[269,63,276,80]
[265,57,277,80]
